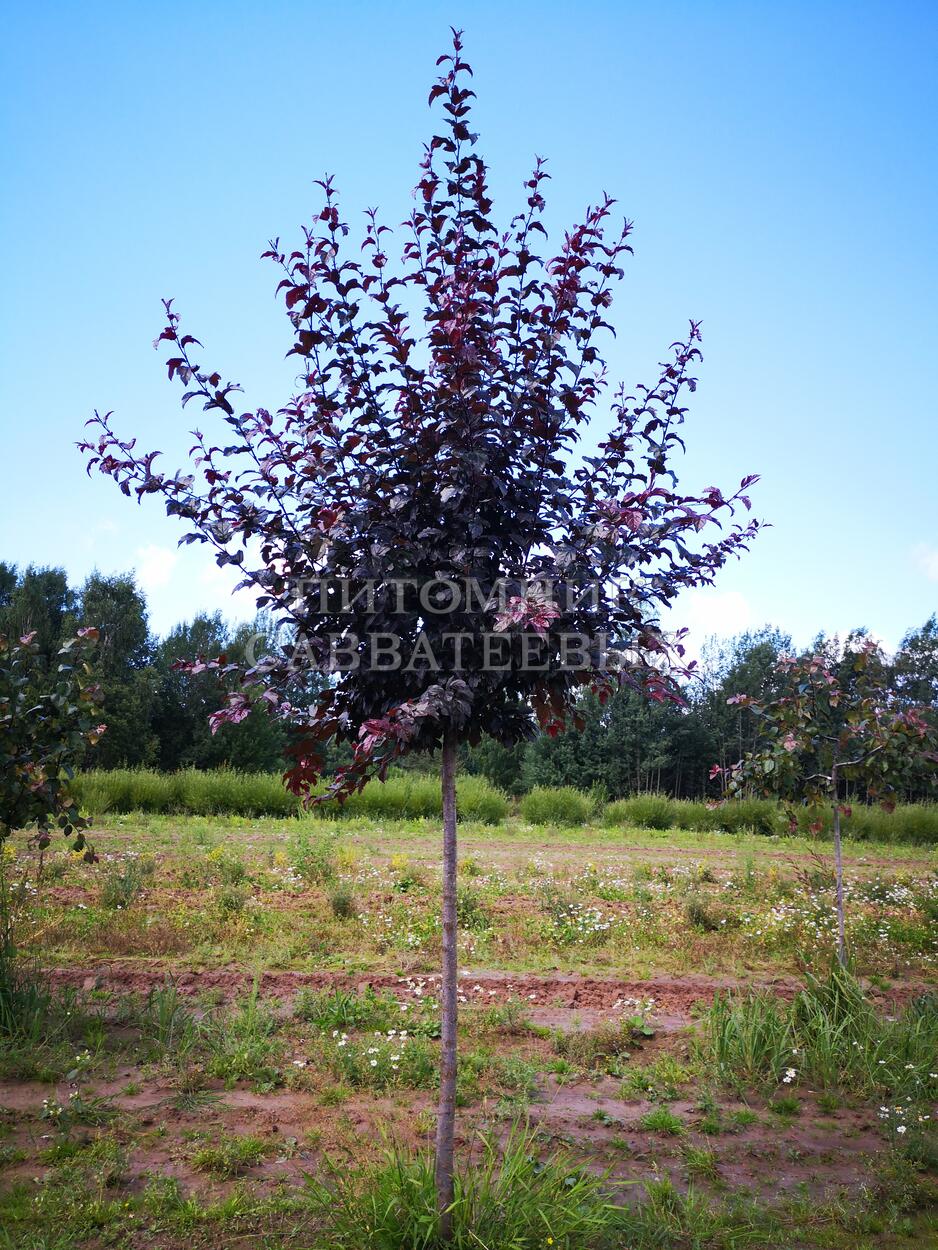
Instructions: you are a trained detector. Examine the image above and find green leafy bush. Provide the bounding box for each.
[73,768,299,817]
[791,801,938,844]
[214,883,249,914]
[554,1017,648,1070]
[605,794,937,842]
[604,793,674,830]
[0,630,104,850]
[330,883,357,919]
[335,773,508,823]
[456,886,490,931]
[69,769,938,841]
[72,767,508,823]
[684,894,722,932]
[295,986,401,1032]
[712,798,779,835]
[454,775,510,824]
[520,785,591,826]
[670,799,722,832]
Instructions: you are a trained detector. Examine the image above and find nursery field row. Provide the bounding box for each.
[4,814,935,982]
[71,770,938,843]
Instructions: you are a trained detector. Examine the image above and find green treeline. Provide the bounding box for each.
[0,563,286,772]
[2,561,936,803]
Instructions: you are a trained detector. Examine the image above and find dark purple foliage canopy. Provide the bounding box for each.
[81,32,761,801]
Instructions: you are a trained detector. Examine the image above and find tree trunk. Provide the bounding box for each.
[835,795,850,960]
[832,765,846,966]
[435,729,459,1239]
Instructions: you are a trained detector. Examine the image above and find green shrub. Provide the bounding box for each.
[295,986,401,1032]
[213,850,247,885]
[77,768,172,813]
[604,795,938,841]
[455,775,509,824]
[72,768,300,818]
[332,773,507,823]
[455,886,490,931]
[176,768,297,817]
[603,793,674,830]
[554,1018,640,1070]
[887,803,938,843]
[70,769,938,842]
[670,799,722,832]
[319,775,420,821]
[520,785,591,826]
[712,798,779,835]
[176,769,233,815]
[215,883,249,914]
[684,894,721,932]
[68,769,121,814]
[793,801,938,845]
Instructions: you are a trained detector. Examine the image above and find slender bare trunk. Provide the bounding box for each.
[435,730,458,1239]
[832,764,846,966]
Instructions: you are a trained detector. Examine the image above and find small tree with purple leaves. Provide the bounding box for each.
[715,639,937,966]
[80,32,760,1233]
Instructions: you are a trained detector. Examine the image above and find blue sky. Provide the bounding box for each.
[1,2,936,652]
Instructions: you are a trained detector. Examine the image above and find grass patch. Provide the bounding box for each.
[702,962,938,1101]
[638,1106,685,1135]
[295,986,404,1032]
[304,1124,621,1248]
[201,988,283,1090]
[191,1133,268,1178]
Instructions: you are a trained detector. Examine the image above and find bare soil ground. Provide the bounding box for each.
[1,817,936,1247]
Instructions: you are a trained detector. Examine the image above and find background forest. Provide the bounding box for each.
[3,560,935,802]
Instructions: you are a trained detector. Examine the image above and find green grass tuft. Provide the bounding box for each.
[304,1124,622,1248]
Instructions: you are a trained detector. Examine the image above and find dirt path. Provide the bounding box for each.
[48,958,927,1020]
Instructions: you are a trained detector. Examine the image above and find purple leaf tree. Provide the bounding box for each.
[716,640,938,965]
[80,31,760,1234]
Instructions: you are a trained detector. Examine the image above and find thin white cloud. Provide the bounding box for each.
[79,518,118,553]
[913,543,938,583]
[132,547,257,636]
[669,588,753,662]
[135,544,178,595]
